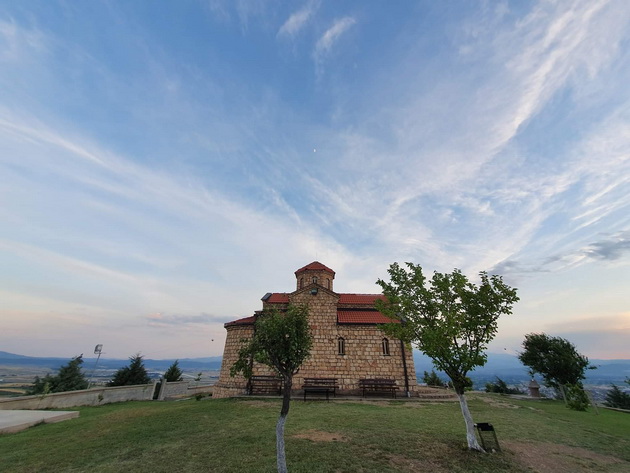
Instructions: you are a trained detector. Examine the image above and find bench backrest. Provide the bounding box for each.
[303,378,337,386]
[359,378,397,386]
[251,376,282,383]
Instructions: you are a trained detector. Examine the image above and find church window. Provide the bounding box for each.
[382,338,390,356]
[338,337,345,355]
[299,278,303,288]
[312,276,318,284]
[326,278,330,289]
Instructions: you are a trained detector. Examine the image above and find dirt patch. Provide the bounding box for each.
[504,440,625,473]
[292,430,349,442]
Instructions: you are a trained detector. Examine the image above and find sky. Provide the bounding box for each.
[1,1,629,361]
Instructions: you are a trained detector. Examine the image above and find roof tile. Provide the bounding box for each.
[337,310,398,325]
[224,315,256,327]
[294,261,335,275]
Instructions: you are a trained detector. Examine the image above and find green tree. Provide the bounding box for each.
[376,262,518,451]
[422,370,445,387]
[28,355,88,394]
[604,378,630,410]
[231,305,312,473]
[163,360,183,382]
[109,353,151,386]
[518,333,593,408]
[485,377,523,395]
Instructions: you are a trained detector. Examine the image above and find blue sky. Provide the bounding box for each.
[1,1,628,360]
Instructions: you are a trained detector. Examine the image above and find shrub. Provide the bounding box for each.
[565,384,590,411]
[109,354,150,386]
[28,355,88,394]
[422,370,445,386]
[604,383,630,410]
[485,377,523,395]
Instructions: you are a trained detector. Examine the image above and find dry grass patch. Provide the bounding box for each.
[504,441,627,473]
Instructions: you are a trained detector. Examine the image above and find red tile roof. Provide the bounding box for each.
[294,261,335,275]
[337,310,398,324]
[224,315,256,327]
[265,293,290,303]
[338,294,386,305]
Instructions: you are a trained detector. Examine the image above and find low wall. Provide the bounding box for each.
[158,380,214,400]
[0,382,158,410]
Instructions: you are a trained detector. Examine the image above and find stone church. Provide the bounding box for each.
[213,261,418,398]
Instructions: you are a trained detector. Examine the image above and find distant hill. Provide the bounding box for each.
[413,352,630,387]
[2,350,628,384]
[0,351,223,372]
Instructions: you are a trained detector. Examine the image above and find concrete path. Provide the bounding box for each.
[0,410,79,434]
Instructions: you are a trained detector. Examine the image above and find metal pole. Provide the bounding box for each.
[88,344,103,389]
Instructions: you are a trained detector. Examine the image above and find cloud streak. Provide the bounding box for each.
[277,1,319,38]
[313,16,356,76]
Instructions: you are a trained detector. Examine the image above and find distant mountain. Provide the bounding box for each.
[0,351,223,372]
[0,351,33,360]
[3,350,628,384]
[413,352,630,387]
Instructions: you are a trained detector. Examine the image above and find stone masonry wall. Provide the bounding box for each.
[215,283,417,398]
[213,324,254,398]
[288,287,417,394]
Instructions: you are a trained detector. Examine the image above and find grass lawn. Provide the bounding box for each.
[1,393,629,472]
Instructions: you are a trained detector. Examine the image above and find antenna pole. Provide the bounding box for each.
[88,344,103,389]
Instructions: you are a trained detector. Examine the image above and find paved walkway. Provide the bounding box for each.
[0,410,79,434]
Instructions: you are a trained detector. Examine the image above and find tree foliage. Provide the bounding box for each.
[422,370,445,387]
[376,262,518,451]
[28,355,89,394]
[605,378,630,410]
[518,333,592,392]
[164,360,183,382]
[109,353,151,386]
[485,377,523,395]
[231,304,312,473]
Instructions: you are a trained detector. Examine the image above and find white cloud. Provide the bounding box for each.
[277,1,319,38]
[313,16,356,75]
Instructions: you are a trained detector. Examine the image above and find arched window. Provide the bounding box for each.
[326,278,330,289]
[299,278,303,289]
[382,338,390,356]
[312,276,318,284]
[338,337,345,356]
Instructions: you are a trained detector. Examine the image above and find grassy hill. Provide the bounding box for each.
[1,394,628,472]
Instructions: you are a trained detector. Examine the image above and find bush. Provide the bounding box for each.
[109,354,150,386]
[28,355,88,395]
[565,384,590,411]
[164,360,183,382]
[604,384,630,410]
[422,370,445,386]
[485,377,523,395]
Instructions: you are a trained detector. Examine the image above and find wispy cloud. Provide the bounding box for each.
[145,312,218,327]
[277,1,319,38]
[313,16,356,75]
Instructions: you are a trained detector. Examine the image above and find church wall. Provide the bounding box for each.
[212,324,253,399]
[214,264,418,398]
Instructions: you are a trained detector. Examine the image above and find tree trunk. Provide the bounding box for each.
[276,376,293,473]
[456,392,484,452]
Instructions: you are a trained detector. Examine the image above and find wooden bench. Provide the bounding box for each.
[248,376,282,395]
[302,378,338,401]
[359,378,399,398]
